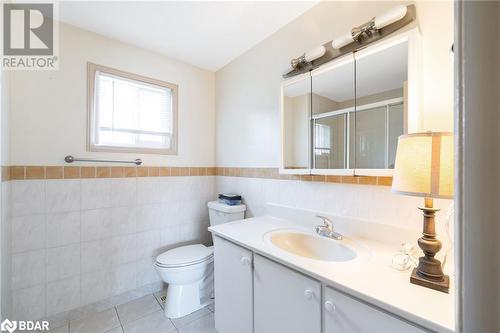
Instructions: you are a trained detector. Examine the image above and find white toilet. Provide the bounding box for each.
[155,200,246,318]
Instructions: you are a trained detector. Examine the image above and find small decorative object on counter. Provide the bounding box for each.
[391,242,418,271]
[218,193,242,206]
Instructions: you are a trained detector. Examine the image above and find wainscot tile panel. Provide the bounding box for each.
[8,175,215,321]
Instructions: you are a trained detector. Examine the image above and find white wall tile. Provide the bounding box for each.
[111,263,137,296]
[136,258,160,286]
[111,207,136,236]
[136,178,160,205]
[12,284,46,321]
[81,179,111,210]
[46,212,80,248]
[81,209,112,242]
[46,244,80,282]
[110,179,136,207]
[12,250,46,290]
[11,180,45,217]
[158,179,176,203]
[135,231,161,259]
[159,226,182,249]
[111,235,137,266]
[46,180,80,213]
[80,270,112,306]
[11,215,45,253]
[46,276,80,316]
[136,204,162,232]
[81,240,113,274]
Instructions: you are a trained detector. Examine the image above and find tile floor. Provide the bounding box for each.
[43,291,216,333]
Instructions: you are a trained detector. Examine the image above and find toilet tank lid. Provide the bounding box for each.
[208,201,246,213]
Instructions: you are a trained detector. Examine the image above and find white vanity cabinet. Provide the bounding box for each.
[213,236,253,333]
[213,235,433,333]
[254,254,321,333]
[324,287,425,333]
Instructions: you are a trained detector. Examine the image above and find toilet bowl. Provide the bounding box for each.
[155,244,214,318]
[155,200,246,319]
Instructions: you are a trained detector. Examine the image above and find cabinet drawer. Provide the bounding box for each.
[213,236,253,333]
[324,287,425,332]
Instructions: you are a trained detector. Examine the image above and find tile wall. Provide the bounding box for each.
[215,176,453,232]
[7,175,214,321]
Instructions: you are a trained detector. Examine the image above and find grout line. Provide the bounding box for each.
[114,306,124,327]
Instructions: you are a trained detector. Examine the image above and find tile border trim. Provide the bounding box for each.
[1,166,392,186]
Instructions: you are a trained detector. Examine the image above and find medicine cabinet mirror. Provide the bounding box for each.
[280,29,421,176]
[281,73,311,173]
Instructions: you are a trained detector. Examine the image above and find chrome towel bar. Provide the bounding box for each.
[64,155,142,166]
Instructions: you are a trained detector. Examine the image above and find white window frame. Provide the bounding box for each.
[87,62,178,155]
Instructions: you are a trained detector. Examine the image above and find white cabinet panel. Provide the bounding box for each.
[254,254,321,333]
[324,287,425,333]
[213,236,253,333]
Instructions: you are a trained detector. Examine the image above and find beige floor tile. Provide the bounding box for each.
[171,306,211,329]
[122,310,176,333]
[177,312,215,333]
[116,295,161,325]
[69,308,120,333]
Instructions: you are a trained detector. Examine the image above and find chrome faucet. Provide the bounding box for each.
[315,215,343,240]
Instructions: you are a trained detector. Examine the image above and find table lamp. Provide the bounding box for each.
[392,132,453,293]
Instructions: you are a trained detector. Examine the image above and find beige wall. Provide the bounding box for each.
[215,1,454,167]
[9,23,215,166]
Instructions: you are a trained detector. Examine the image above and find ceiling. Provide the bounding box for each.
[58,1,318,71]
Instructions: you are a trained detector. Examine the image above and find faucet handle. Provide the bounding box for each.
[315,215,333,227]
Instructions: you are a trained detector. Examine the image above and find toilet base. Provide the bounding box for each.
[164,282,213,318]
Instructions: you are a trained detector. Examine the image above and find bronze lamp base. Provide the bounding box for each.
[411,198,449,293]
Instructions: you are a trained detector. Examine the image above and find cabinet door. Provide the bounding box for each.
[254,254,321,333]
[324,287,425,333]
[213,236,253,333]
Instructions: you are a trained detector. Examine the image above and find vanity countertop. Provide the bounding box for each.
[209,215,455,333]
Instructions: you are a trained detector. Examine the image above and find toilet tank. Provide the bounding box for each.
[207,201,246,226]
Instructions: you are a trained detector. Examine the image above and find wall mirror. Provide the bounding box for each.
[281,74,311,172]
[311,55,355,174]
[280,29,421,176]
[353,37,409,173]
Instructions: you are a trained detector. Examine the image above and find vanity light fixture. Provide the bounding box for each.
[290,45,326,70]
[332,5,408,49]
[391,132,453,293]
[283,4,415,78]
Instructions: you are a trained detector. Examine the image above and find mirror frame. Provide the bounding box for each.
[280,72,312,175]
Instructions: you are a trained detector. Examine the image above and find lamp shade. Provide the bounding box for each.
[392,132,453,199]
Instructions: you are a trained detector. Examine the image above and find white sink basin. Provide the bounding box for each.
[265,229,358,262]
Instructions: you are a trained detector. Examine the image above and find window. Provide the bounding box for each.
[88,63,178,154]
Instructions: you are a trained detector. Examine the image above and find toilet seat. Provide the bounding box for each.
[156,244,213,268]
